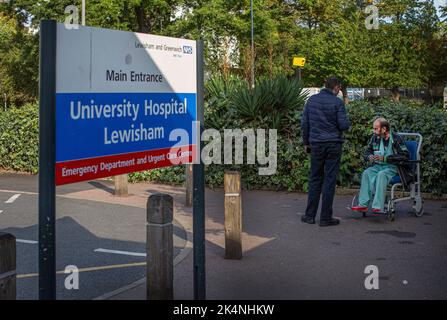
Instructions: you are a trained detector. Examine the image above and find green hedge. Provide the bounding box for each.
[0,103,39,173]
[1,95,447,194]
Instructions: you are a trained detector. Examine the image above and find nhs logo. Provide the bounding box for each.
[183,46,193,54]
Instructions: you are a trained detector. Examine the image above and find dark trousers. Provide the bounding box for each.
[305,142,342,221]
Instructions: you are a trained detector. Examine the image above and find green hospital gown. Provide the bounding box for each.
[358,134,398,212]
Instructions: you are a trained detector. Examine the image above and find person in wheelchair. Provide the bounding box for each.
[351,117,411,214]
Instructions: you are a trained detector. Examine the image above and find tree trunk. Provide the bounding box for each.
[391,87,400,102]
[135,5,150,33]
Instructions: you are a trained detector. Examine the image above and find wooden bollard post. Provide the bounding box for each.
[224,171,242,259]
[114,174,128,196]
[0,233,16,300]
[185,164,193,207]
[147,194,173,300]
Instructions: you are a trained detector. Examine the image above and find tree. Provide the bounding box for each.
[376,0,440,101]
[0,0,182,106]
[1,0,446,106]
[0,13,38,106]
[290,0,379,103]
[164,0,259,81]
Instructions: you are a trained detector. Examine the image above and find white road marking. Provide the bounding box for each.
[5,194,21,203]
[16,239,38,244]
[0,210,3,214]
[94,248,146,257]
[0,189,36,195]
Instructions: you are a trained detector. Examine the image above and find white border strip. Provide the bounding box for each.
[16,239,38,244]
[94,248,146,257]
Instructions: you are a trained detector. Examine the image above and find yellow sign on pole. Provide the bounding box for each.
[293,57,306,67]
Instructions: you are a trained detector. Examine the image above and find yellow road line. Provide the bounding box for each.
[17,262,146,279]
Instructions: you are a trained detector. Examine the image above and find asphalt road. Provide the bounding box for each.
[0,173,187,300]
[189,189,447,299]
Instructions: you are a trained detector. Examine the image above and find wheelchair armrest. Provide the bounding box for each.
[391,159,420,165]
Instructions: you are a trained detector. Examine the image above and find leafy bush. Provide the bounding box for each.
[0,103,39,173]
[128,166,186,184]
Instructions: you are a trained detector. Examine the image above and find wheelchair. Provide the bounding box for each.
[349,133,423,222]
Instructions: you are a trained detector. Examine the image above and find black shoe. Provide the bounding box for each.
[301,215,315,224]
[319,218,340,227]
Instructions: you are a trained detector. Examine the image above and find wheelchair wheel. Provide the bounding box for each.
[387,210,396,222]
[386,200,396,221]
[413,197,424,217]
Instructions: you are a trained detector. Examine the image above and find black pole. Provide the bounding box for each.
[295,68,301,82]
[193,40,205,300]
[38,19,57,300]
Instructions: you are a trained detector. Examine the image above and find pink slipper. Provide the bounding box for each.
[351,206,368,212]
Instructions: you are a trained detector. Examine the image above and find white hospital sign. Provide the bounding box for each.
[55,24,198,185]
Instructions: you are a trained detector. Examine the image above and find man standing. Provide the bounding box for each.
[301,77,351,226]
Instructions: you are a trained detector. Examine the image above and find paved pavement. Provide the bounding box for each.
[109,185,447,300]
[1,172,447,300]
[0,173,188,300]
